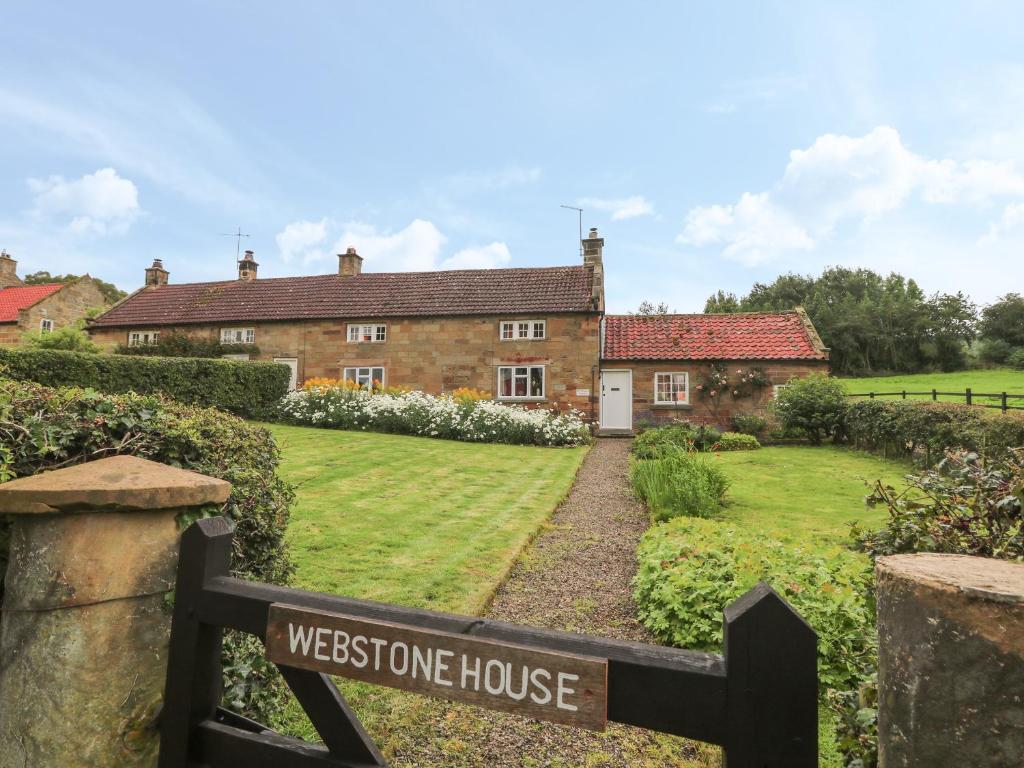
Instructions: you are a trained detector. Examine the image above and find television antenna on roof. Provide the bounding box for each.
[560,205,584,258]
[219,227,250,260]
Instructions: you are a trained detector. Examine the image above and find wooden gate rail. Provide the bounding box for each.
[159,517,818,768]
[847,389,1024,411]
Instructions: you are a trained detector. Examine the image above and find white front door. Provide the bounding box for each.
[274,357,299,390]
[600,370,632,430]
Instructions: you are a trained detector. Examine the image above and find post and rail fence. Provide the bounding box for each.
[847,388,1024,412]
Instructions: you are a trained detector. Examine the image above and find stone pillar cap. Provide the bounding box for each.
[0,455,231,514]
[878,553,1024,604]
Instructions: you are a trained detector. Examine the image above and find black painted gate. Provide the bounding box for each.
[158,517,818,767]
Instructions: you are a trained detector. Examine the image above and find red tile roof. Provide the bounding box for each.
[0,284,64,323]
[91,266,598,328]
[603,312,828,361]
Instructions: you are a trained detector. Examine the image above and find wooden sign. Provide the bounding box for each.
[265,603,609,731]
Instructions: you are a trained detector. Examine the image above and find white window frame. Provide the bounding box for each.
[654,371,689,405]
[39,318,54,334]
[347,324,387,343]
[128,329,160,347]
[499,320,546,341]
[220,327,255,344]
[497,365,545,400]
[342,366,386,389]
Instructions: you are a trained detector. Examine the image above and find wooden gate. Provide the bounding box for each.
[158,517,818,767]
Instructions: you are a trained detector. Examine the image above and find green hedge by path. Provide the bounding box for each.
[0,347,290,419]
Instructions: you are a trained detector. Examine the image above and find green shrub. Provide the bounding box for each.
[1009,347,1024,370]
[771,373,849,445]
[634,517,876,692]
[977,338,1013,365]
[0,347,289,419]
[0,378,295,721]
[21,325,99,352]
[731,413,767,436]
[116,330,259,359]
[632,421,721,458]
[846,399,1024,462]
[717,432,761,451]
[630,447,730,521]
[853,450,1023,561]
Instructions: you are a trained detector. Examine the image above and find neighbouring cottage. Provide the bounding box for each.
[597,311,829,431]
[0,251,110,347]
[87,229,829,431]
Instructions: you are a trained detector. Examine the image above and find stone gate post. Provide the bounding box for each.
[0,455,230,768]
[876,553,1024,767]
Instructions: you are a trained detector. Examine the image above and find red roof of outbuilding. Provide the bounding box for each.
[91,266,597,328]
[603,312,828,361]
[0,284,64,323]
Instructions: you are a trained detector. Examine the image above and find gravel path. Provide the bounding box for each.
[389,440,718,768]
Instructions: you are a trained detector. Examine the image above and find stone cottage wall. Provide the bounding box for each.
[0,278,109,348]
[90,313,603,419]
[618,359,829,429]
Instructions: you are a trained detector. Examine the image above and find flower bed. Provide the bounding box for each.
[277,385,592,447]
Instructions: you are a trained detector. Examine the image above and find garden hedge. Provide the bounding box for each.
[0,347,290,419]
[0,378,295,720]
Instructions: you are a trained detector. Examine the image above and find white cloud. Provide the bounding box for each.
[979,202,1024,244]
[276,219,327,263]
[28,167,139,234]
[579,196,655,221]
[679,126,1024,264]
[441,242,512,270]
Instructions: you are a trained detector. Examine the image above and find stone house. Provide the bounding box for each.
[0,251,109,347]
[88,229,829,430]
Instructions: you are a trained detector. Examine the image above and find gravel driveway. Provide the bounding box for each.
[389,439,718,768]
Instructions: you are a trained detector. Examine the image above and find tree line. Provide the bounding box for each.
[699,267,1023,376]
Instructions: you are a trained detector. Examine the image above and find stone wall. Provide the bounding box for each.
[0,278,109,348]
[90,313,603,418]
[615,359,829,428]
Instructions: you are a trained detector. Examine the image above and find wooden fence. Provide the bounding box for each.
[847,388,1024,412]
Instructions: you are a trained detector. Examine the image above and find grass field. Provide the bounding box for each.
[712,445,909,546]
[840,368,1024,408]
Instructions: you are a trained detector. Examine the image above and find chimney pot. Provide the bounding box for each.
[144,258,169,287]
[237,250,259,281]
[338,247,363,277]
[0,249,21,287]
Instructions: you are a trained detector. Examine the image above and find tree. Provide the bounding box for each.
[979,293,1024,348]
[703,290,740,313]
[22,271,126,305]
[631,301,672,316]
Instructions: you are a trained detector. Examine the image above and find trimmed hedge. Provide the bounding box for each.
[846,399,1024,462]
[717,431,761,451]
[0,378,295,720]
[0,347,290,419]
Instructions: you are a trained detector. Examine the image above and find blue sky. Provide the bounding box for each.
[2,1,1024,312]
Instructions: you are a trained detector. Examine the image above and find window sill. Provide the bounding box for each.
[497,397,548,403]
[652,403,692,410]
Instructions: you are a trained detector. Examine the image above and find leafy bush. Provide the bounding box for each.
[278,385,590,447]
[115,330,259,359]
[21,325,99,352]
[0,347,290,419]
[846,399,1024,463]
[717,432,761,451]
[731,413,767,436]
[634,516,876,692]
[771,373,849,445]
[0,378,295,721]
[853,451,1023,561]
[632,422,721,458]
[630,448,730,521]
[1009,347,1024,371]
[977,338,1013,365]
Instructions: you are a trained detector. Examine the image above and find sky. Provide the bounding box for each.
[2,1,1024,313]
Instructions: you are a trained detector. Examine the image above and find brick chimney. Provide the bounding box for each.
[338,247,363,277]
[0,250,22,288]
[144,259,169,286]
[582,228,605,311]
[238,249,259,281]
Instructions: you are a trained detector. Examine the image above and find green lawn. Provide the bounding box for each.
[840,368,1024,408]
[712,445,909,546]
[266,423,588,615]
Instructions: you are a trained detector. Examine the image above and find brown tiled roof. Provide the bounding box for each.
[91,266,597,328]
[603,312,829,361]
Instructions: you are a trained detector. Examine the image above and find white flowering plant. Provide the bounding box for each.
[277,386,592,447]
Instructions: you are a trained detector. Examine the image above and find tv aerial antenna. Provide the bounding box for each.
[219,227,250,260]
[560,205,584,258]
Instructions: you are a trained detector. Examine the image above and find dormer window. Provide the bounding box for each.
[348,324,387,343]
[221,327,255,344]
[500,320,545,340]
